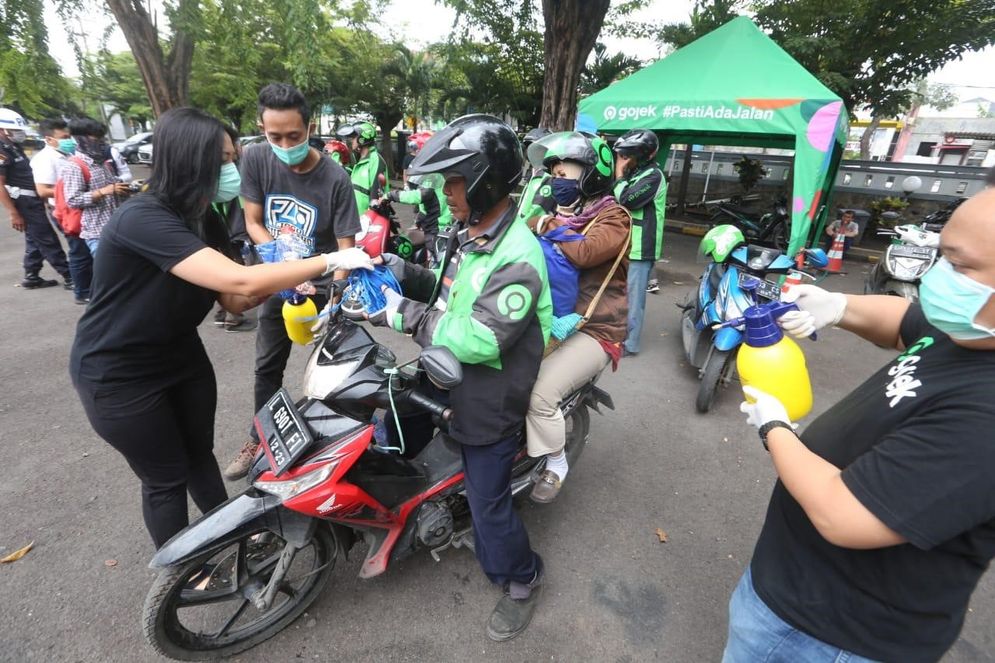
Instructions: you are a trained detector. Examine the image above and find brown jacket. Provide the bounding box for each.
[537,202,631,344]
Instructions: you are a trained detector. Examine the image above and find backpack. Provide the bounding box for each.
[53,157,90,236]
[539,224,591,317]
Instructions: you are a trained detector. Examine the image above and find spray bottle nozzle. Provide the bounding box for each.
[714,300,816,342]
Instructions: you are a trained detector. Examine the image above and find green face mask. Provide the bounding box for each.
[269,136,310,166]
[213,162,241,203]
[57,138,77,155]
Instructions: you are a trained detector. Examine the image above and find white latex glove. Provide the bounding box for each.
[778,284,847,339]
[739,386,795,430]
[321,247,374,275]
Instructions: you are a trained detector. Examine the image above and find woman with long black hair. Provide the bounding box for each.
[69,108,371,548]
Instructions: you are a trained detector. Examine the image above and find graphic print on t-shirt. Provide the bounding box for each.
[264,194,318,252]
[884,335,934,407]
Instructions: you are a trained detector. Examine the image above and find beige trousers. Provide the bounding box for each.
[526,332,609,457]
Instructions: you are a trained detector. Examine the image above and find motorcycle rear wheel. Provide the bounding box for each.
[563,404,591,468]
[143,525,337,661]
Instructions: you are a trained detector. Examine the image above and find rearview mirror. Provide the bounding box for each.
[420,346,463,390]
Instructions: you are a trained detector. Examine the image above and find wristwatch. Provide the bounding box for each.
[758,420,793,451]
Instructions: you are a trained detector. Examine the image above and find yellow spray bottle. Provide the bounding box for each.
[730,300,813,421]
[282,294,318,345]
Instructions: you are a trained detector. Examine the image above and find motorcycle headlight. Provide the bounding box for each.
[253,463,332,500]
[303,351,360,399]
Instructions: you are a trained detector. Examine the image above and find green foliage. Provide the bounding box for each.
[0,0,77,117]
[869,196,909,228]
[580,43,642,96]
[81,51,152,126]
[655,0,995,117]
[732,156,768,192]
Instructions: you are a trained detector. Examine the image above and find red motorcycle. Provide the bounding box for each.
[142,284,613,660]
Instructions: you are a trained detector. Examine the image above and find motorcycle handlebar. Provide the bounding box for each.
[405,390,453,422]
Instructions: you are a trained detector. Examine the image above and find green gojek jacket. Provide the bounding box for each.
[387,205,553,445]
[514,168,556,224]
[393,177,452,233]
[350,147,388,213]
[613,164,667,261]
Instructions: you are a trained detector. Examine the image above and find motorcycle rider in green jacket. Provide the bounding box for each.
[370,114,552,643]
[338,121,388,214]
[613,129,667,355]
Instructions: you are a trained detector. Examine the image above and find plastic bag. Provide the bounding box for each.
[256,234,312,300]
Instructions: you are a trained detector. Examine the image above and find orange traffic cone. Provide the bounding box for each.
[826,232,846,274]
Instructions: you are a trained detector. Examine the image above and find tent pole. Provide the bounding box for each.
[700,150,715,203]
[676,143,693,215]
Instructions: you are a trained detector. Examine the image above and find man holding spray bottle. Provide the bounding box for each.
[726,188,995,662]
[223,83,362,480]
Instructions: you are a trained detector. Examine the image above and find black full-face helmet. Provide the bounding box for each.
[407,114,523,222]
[522,126,551,149]
[527,131,614,198]
[613,128,659,167]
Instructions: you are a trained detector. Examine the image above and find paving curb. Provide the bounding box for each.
[664,218,881,264]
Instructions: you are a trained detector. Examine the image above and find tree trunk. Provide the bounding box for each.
[375,112,402,178]
[859,116,881,160]
[104,0,196,117]
[539,0,611,131]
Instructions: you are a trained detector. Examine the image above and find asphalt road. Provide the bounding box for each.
[0,188,991,662]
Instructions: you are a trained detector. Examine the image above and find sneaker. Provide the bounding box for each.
[486,570,544,642]
[213,307,227,326]
[63,277,74,291]
[646,279,660,294]
[529,469,562,504]
[224,318,258,333]
[21,275,58,289]
[75,297,90,305]
[223,439,260,481]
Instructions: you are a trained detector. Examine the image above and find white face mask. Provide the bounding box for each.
[4,129,27,144]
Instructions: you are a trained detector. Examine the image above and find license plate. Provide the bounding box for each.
[255,388,314,476]
[738,273,781,302]
[890,245,935,259]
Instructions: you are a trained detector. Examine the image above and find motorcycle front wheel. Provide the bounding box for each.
[143,525,337,661]
[696,349,733,413]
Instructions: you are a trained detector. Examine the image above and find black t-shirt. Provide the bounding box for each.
[752,306,995,662]
[70,195,218,384]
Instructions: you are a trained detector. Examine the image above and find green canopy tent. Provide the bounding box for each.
[576,16,848,256]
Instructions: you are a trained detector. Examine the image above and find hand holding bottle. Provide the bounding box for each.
[778,284,847,339]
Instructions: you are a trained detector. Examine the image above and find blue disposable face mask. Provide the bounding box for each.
[57,138,77,155]
[551,177,580,206]
[213,162,241,203]
[920,257,995,340]
[269,136,310,166]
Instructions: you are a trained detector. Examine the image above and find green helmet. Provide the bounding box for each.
[336,121,377,148]
[526,131,613,198]
[699,224,745,263]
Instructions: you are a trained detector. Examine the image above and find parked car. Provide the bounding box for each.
[137,143,153,164]
[113,131,154,164]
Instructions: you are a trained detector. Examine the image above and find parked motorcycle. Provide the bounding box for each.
[863,222,941,302]
[355,199,419,264]
[142,283,613,660]
[681,224,827,413]
[709,196,791,251]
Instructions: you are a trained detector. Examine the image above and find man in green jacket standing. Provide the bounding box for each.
[371,114,552,642]
[338,121,388,214]
[613,129,667,356]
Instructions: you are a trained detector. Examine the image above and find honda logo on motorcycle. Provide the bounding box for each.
[602,105,658,121]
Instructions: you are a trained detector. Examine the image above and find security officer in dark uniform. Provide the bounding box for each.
[0,108,71,290]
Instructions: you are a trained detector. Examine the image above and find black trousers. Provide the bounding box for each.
[387,390,540,588]
[75,360,228,548]
[251,293,328,434]
[16,196,69,279]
